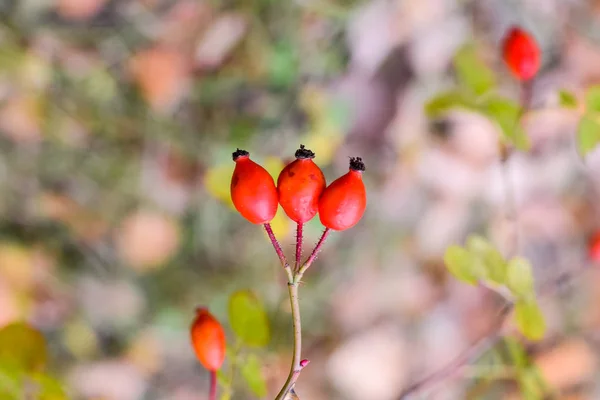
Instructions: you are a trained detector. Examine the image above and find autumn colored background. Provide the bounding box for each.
[2,0,600,399]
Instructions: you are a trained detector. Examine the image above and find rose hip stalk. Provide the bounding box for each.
[277,145,326,270]
[190,308,226,400]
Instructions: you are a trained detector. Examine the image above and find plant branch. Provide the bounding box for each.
[264,223,294,283]
[275,282,303,400]
[295,223,303,273]
[209,370,217,400]
[296,228,331,281]
[397,262,591,399]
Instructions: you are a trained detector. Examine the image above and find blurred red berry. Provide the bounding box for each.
[318,157,367,231]
[502,26,540,81]
[190,308,226,372]
[589,233,600,262]
[277,145,326,223]
[230,149,278,224]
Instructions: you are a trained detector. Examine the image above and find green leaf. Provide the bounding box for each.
[32,373,68,400]
[518,369,543,400]
[506,257,534,297]
[482,96,530,151]
[576,114,600,156]
[0,322,47,372]
[504,337,528,368]
[269,42,298,89]
[466,235,506,285]
[0,360,24,398]
[515,300,546,341]
[444,246,478,285]
[424,90,475,118]
[585,86,600,113]
[558,90,577,109]
[228,290,270,347]
[453,44,496,96]
[241,354,267,398]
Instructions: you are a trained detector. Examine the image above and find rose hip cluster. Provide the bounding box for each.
[230,145,366,231]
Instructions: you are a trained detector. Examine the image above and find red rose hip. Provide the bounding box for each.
[230,149,278,224]
[190,307,226,372]
[277,145,326,223]
[318,157,366,231]
[502,26,540,81]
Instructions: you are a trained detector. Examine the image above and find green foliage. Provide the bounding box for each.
[466,235,506,285]
[585,86,600,113]
[241,354,268,398]
[444,245,478,285]
[577,115,600,156]
[558,90,578,108]
[424,90,475,118]
[445,237,546,342]
[269,41,298,88]
[482,96,530,151]
[0,322,47,372]
[0,323,67,399]
[228,290,271,347]
[506,257,534,297]
[453,45,496,96]
[515,299,546,341]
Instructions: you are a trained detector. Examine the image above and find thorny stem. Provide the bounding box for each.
[295,223,303,273]
[269,228,331,399]
[500,79,534,257]
[296,228,331,281]
[264,223,294,283]
[209,370,217,400]
[275,282,303,400]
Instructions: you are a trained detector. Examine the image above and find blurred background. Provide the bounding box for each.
[2,0,600,399]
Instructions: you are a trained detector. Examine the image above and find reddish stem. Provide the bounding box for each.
[264,223,290,269]
[295,223,303,273]
[209,370,217,400]
[296,228,331,280]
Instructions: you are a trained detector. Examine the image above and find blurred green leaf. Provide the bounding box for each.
[466,235,506,285]
[504,337,528,368]
[558,90,577,109]
[518,369,543,400]
[444,246,478,285]
[483,96,530,151]
[32,373,68,400]
[515,300,546,341]
[424,90,475,118]
[506,257,534,297]
[585,86,600,113]
[228,290,270,347]
[269,42,298,88]
[453,44,496,96]
[0,360,24,398]
[241,354,267,398]
[0,322,47,372]
[577,114,600,156]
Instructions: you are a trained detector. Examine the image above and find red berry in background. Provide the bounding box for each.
[318,157,367,231]
[190,308,226,372]
[502,26,540,81]
[230,149,278,224]
[589,233,600,262]
[277,145,326,223]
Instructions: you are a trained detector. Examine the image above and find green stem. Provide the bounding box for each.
[274,282,302,400]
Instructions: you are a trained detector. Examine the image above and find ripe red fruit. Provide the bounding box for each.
[502,26,540,81]
[230,149,278,224]
[589,233,600,262]
[277,145,326,223]
[318,157,366,231]
[190,307,226,372]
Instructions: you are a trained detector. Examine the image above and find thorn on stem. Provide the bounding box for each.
[300,359,310,368]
